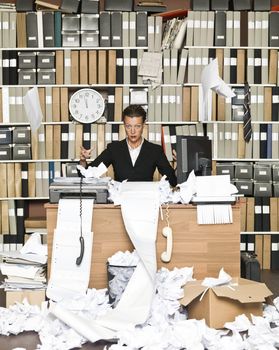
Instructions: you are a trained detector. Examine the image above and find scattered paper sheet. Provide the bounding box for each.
[199,58,235,121]
[23,87,43,132]
[20,232,47,257]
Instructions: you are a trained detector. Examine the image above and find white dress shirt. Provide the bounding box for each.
[126,138,144,166]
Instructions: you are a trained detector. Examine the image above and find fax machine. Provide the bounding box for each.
[49,177,109,204]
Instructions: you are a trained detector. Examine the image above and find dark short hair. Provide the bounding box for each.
[122,105,147,122]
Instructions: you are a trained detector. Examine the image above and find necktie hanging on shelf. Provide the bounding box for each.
[243,81,252,143]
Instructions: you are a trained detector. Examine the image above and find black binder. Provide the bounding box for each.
[2,50,10,85]
[214,11,226,46]
[82,123,91,149]
[230,49,237,84]
[130,49,137,84]
[21,162,29,197]
[26,12,38,48]
[116,49,123,84]
[254,196,262,232]
[99,11,111,47]
[107,87,115,121]
[262,197,270,232]
[269,12,279,47]
[136,12,148,47]
[9,51,18,85]
[260,124,267,159]
[254,49,262,84]
[16,199,26,245]
[61,124,69,159]
[111,12,122,47]
[43,11,55,47]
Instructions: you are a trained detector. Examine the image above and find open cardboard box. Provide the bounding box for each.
[0,288,46,308]
[180,277,273,328]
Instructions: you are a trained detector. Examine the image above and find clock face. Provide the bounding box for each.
[69,88,105,124]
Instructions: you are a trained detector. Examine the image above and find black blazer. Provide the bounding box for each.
[89,139,177,187]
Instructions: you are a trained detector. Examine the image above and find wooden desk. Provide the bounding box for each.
[46,203,241,289]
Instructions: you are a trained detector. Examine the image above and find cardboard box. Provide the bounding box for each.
[0,289,46,308]
[180,278,272,329]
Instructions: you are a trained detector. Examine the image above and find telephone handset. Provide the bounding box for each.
[161,203,173,263]
[161,226,173,263]
[76,177,84,266]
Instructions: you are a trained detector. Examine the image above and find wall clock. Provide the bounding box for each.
[69,88,105,124]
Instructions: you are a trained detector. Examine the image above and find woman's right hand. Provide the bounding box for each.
[80,146,93,163]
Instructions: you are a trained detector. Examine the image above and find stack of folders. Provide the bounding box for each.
[0,252,47,291]
[0,234,47,291]
[161,17,187,50]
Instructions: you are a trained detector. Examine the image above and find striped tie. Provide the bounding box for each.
[243,82,252,142]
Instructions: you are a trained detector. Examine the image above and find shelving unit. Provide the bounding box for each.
[0,2,279,270]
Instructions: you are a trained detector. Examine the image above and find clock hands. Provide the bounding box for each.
[85,98,88,109]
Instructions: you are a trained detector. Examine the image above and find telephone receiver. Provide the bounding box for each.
[161,226,173,263]
[76,236,85,266]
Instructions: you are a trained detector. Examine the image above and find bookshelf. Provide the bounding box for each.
[0,0,279,269]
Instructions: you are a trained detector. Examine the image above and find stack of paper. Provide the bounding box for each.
[0,233,47,291]
[161,17,187,50]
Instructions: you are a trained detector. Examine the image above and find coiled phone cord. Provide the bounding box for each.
[76,177,85,265]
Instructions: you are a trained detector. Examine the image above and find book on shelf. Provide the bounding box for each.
[35,0,61,10]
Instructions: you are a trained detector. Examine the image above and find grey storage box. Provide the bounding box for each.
[232,105,244,121]
[273,182,279,197]
[13,144,31,160]
[232,87,245,105]
[191,0,210,10]
[62,14,80,31]
[254,0,270,10]
[37,52,55,69]
[62,31,80,47]
[0,145,12,160]
[81,0,99,13]
[81,14,99,31]
[232,0,252,10]
[104,0,133,11]
[234,179,253,196]
[65,163,79,177]
[254,181,272,197]
[235,179,254,196]
[0,128,13,145]
[216,163,234,179]
[211,0,229,10]
[13,127,31,144]
[234,162,253,179]
[272,165,279,181]
[81,31,99,47]
[18,69,36,85]
[18,52,36,69]
[254,164,272,182]
[37,69,56,85]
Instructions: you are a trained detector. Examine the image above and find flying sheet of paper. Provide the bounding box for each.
[23,87,43,132]
[47,199,94,302]
[199,58,235,121]
[77,162,108,179]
